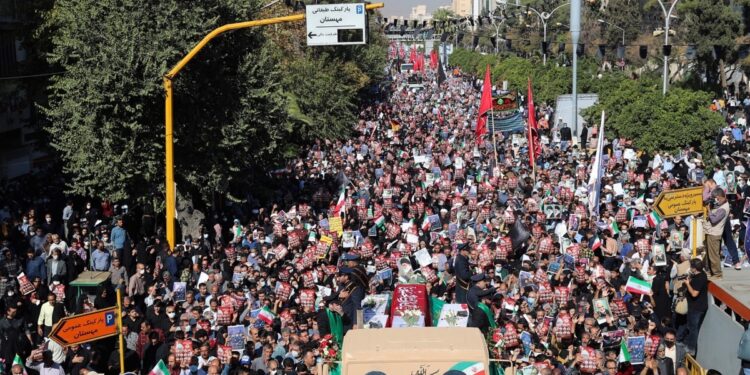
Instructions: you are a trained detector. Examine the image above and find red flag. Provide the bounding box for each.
[409,48,417,64]
[527,78,541,167]
[430,50,438,70]
[475,65,492,143]
[416,52,424,72]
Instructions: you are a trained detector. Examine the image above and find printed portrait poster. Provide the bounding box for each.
[174,339,193,364]
[602,329,625,349]
[592,298,613,325]
[227,325,246,351]
[173,282,187,302]
[627,336,646,364]
[217,345,233,364]
[652,244,668,267]
[17,272,35,295]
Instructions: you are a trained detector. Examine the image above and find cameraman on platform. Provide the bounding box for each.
[703,187,730,280]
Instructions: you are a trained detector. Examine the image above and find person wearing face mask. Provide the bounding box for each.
[128,263,148,309]
[662,329,685,374]
[45,249,67,285]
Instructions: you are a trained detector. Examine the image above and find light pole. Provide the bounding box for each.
[657,0,680,95]
[597,19,624,48]
[502,1,570,65]
[597,19,625,69]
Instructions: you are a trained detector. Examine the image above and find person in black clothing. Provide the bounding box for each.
[560,123,572,151]
[453,244,472,304]
[468,287,495,334]
[684,258,708,355]
[340,253,369,290]
[336,268,364,334]
[316,294,350,338]
[65,344,91,375]
[466,273,489,310]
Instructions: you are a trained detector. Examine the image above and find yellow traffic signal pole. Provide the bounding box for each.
[164,3,384,248]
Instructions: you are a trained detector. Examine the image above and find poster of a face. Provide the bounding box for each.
[627,336,646,364]
[653,244,667,267]
[593,298,613,325]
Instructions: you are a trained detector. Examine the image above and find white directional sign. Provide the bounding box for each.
[306,3,367,46]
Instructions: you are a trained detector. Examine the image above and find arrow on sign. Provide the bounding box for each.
[50,307,119,346]
[308,32,317,39]
[653,186,704,219]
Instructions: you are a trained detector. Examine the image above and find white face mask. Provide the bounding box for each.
[167,312,175,319]
[53,281,60,286]
[139,269,145,275]
[52,255,59,260]
[289,350,299,358]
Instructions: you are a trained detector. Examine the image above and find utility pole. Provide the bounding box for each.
[657,0,680,95]
[570,0,580,138]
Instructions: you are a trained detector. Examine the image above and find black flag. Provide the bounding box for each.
[437,55,447,86]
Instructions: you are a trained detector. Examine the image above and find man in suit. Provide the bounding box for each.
[337,267,364,334]
[453,244,472,303]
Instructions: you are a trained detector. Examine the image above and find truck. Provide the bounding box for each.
[319,327,490,375]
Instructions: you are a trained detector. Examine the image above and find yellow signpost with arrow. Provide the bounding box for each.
[653,186,705,258]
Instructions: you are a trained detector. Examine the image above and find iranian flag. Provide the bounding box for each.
[13,354,27,375]
[258,306,276,324]
[618,339,631,363]
[421,214,431,232]
[610,221,620,235]
[591,236,602,251]
[448,361,486,375]
[374,215,386,230]
[625,276,652,295]
[149,360,169,375]
[332,187,346,216]
[647,211,662,228]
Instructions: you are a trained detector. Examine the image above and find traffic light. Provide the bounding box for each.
[639,45,648,59]
[541,41,548,54]
[472,35,479,50]
[663,45,672,57]
[491,36,497,49]
[576,43,585,57]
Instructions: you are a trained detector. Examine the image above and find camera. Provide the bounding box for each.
[676,274,689,281]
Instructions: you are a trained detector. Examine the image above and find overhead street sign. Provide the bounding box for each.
[306,3,367,46]
[50,307,119,346]
[653,186,704,218]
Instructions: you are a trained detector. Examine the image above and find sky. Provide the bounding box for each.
[380,0,451,19]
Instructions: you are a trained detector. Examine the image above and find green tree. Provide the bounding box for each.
[678,0,749,92]
[40,0,386,206]
[583,77,723,159]
[432,8,456,22]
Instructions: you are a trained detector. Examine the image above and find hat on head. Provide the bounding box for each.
[471,273,486,282]
[338,267,354,275]
[341,253,361,261]
[240,356,251,365]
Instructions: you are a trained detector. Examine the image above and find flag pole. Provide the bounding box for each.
[491,107,498,168]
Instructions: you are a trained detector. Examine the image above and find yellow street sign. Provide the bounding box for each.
[653,186,704,218]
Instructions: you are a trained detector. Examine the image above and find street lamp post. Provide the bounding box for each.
[597,19,624,48]
[657,0,680,95]
[502,1,570,65]
[597,19,625,69]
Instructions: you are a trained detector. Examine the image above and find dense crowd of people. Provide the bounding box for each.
[0,50,748,375]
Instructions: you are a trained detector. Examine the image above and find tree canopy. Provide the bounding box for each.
[39,0,386,207]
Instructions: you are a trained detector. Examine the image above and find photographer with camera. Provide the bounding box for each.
[703,187,731,279]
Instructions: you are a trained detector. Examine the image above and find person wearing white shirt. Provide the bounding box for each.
[26,350,65,375]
